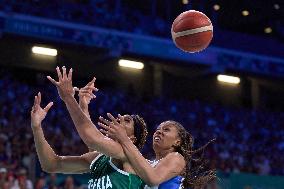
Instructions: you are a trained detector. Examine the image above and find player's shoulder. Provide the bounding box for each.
[163,152,185,166]
[165,152,184,160]
[81,151,102,164]
[89,153,107,171]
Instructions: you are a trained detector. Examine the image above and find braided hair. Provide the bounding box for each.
[164,121,216,189]
[131,114,148,150]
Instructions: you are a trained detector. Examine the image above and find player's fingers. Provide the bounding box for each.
[79,88,94,93]
[38,92,42,105]
[74,87,80,92]
[33,95,37,108]
[107,113,119,125]
[83,86,97,91]
[99,123,116,134]
[98,122,111,131]
[87,77,96,86]
[47,76,59,86]
[79,91,93,97]
[68,68,73,81]
[62,66,67,79]
[34,95,40,112]
[79,89,95,95]
[32,96,37,113]
[44,102,54,113]
[109,122,120,130]
[99,129,108,136]
[80,91,96,98]
[79,93,93,99]
[108,124,117,133]
[99,116,112,126]
[118,114,123,123]
[56,67,63,81]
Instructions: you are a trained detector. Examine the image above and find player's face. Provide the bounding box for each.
[0,172,6,179]
[120,114,135,139]
[153,121,181,151]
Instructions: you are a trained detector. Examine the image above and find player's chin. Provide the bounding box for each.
[153,140,161,147]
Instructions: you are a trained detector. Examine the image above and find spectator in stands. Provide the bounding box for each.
[0,167,8,189]
[34,176,47,189]
[11,168,33,189]
[0,68,283,188]
[45,173,59,188]
[61,176,77,189]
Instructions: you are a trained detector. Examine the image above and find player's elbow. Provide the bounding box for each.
[41,156,60,173]
[146,176,162,186]
[41,165,56,173]
[147,181,161,186]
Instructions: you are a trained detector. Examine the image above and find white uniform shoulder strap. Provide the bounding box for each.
[144,159,160,189]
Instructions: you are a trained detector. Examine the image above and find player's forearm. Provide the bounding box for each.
[79,103,91,119]
[31,125,59,172]
[120,139,160,186]
[63,96,101,148]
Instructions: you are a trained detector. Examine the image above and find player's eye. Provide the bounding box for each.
[164,128,170,131]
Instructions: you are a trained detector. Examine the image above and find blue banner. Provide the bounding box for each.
[0,11,284,76]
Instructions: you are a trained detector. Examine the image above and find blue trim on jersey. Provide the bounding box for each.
[158,176,183,189]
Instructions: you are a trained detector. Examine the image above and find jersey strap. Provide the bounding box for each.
[90,153,104,170]
[109,157,130,176]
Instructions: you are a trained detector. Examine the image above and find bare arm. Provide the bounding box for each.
[77,83,98,153]
[47,67,125,160]
[32,126,98,174]
[80,102,90,119]
[120,139,185,186]
[31,92,99,174]
[77,80,97,119]
[99,115,185,186]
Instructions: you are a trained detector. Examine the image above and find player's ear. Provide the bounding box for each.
[173,139,181,148]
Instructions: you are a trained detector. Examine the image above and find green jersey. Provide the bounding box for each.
[88,154,146,189]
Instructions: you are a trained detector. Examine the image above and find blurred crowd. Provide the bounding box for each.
[0,69,283,188]
[0,0,170,38]
[0,1,282,189]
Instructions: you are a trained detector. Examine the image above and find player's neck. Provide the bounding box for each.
[111,158,123,168]
[155,149,174,160]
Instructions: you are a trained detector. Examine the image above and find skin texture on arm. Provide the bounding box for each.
[47,67,125,160]
[77,83,98,154]
[99,114,186,186]
[121,139,185,186]
[77,79,98,119]
[31,92,99,174]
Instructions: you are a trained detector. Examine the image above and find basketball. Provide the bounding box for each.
[171,10,213,53]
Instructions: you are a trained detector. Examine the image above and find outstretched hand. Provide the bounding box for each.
[47,66,74,101]
[76,77,98,110]
[31,92,53,128]
[98,113,129,143]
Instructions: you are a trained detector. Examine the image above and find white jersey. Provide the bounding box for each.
[143,159,184,189]
[144,159,160,189]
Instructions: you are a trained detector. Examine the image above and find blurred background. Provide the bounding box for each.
[0,0,283,188]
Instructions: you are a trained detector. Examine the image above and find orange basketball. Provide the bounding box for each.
[171,10,213,53]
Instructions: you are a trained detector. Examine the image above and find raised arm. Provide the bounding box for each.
[77,79,98,119]
[119,139,185,186]
[99,114,185,186]
[47,67,125,160]
[31,92,99,174]
[77,80,98,153]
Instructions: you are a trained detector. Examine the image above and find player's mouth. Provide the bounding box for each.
[154,135,161,142]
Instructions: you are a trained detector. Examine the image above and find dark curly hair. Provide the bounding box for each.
[162,120,216,189]
[131,114,148,150]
